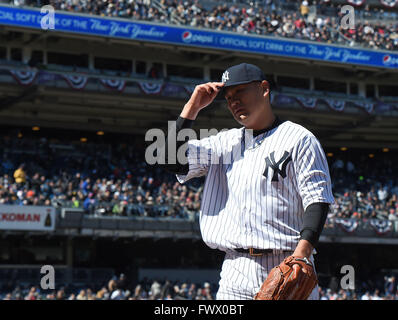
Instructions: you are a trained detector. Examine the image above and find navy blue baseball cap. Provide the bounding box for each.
[217,63,267,98]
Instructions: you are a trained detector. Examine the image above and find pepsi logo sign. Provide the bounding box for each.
[181,31,213,44]
[182,31,192,43]
[382,55,398,66]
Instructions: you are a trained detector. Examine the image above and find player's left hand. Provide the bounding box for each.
[254,255,318,300]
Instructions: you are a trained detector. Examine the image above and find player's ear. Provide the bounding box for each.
[261,80,270,97]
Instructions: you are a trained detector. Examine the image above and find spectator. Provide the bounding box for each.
[388,208,398,221]
[378,186,389,205]
[30,172,41,194]
[67,293,76,300]
[3,293,12,300]
[300,1,309,18]
[76,289,87,300]
[24,286,38,300]
[319,288,328,300]
[187,283,197,300]
[107,278,117,295]
[86,288,95,300]
[148,64,163,79]
[361,291,371,300]
[371,288,383,300]
[117,273,127,291]
[202,282,213,300]
[96,287,109,300]
[13,163,26,186]
[150,279,162,299]
[110,285,125,300]
[56,288,66,300]
[384,276,397,296]
[132,284,146,300]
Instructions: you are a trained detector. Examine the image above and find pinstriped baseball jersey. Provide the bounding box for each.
[176,120,334,252]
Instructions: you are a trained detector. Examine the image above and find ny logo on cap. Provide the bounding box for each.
[221,71,229,83]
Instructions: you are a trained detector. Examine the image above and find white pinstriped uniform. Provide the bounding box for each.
[176,120,334,300]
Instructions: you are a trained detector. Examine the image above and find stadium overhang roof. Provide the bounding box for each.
[0,82,397,149]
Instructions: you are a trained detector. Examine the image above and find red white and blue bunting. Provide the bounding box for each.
[296,96,317,109]
[324,99,346,112]
[138,82,163,95]
[9,68,38,86]
[62,74,88,90]
[369,219,393,235]
[380,0,397,8]
[347,0,366,6]
[100,79,126,91]
[335,218,359,233]
[4,68,398,115]
[353,101,374,114]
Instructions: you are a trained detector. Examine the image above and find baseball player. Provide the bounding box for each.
[160,63,334,300]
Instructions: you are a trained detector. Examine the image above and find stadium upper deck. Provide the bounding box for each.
[0,1,397,149]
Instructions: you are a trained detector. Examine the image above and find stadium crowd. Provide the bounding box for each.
[5,0,398,51]
[0,273,217,300]
[0,134,202,219]
[0,132,397,222]
[1,272,398,300]
[328,155,398,221]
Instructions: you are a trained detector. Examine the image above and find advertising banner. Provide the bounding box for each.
[0,5,397,69]
[0,204,55,231]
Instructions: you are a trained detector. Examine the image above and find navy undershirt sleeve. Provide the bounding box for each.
[299,202,330,248]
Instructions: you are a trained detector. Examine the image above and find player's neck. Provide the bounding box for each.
[250,109,276,132]
[252,116,281,137]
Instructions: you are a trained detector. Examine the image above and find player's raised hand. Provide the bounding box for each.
[181,82,225,120]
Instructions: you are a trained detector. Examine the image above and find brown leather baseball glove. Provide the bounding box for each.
[254,255,318,300]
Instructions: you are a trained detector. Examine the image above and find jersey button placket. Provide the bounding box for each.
[244,148,256,244]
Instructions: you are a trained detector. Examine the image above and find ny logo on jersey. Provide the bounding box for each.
[263,151,292,182]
